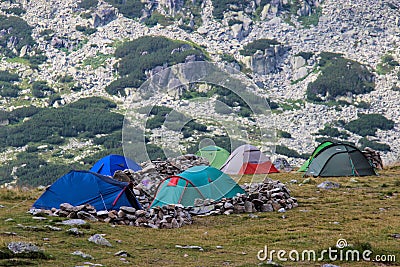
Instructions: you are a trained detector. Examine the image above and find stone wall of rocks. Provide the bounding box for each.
[123,154,209,197]
[363,147,383,169]
[31,203,193,229]
[188,178,298,216]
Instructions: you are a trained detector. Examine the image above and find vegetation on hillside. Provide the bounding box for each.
[298,7,322,27]
[78,0,98,9]
[240,39,280,56]
[276,144,308,159]
[0,97,121,148]
[104,0,145,19]
[278,130,292,138]
[306,52,375,101]
[31,81,54,98]
[212,0,253,20]
[182,84,277,117]
[344,113,395,137]
[75,25,97,35]
[212,0,322,27]
[316,125,349,139]
[376,53,399,75]
[0,15,47,67]
[105,36,205,96]
[143,106,208,138]
[144,12,175,27]
[0,70,21,98]
[2,6,26,16]
[0,15,34,57]
[359,137,391,152]
[0,97,169,185]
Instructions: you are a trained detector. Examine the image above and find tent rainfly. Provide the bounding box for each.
[298,141,333,172]
[195,145,230,169]
[305,143,376,177]
[90,154,141,176]
[220,144,279,174]
[151,165,245,208]
[32,170,142,211]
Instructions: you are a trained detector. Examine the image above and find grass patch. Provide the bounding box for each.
[0,172,398,266]
[299,7,322,28]
[5,57,30,65]
[82,52,112,69]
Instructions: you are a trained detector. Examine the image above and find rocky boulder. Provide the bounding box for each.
[92,7,117,27]
[243,45,287,75]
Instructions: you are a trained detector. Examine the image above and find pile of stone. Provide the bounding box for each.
[363,147,383,169]
[31,203,193,229]
[124,154,209,197]
[188,178,298,216]
[110,154,208,209]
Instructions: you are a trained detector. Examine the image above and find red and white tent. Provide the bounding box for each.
[220,144,279,174]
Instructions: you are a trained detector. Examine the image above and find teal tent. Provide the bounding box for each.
[195,145,230,169]
[305,143,376,177]
[150,166,245,208]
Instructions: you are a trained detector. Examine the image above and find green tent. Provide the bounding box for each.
[298,141,333,172]
[150,165,245,208]
[305,143,376,177]
[195,145,230,169]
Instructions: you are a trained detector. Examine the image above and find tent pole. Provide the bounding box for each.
[344,145,359,176]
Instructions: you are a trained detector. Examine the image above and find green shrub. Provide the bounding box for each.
[78,0,98,9]
[0,70,19,82]
[2,7,26,15]
[76,25,97,35]
[144,12,174,27]
[104,0,145,19]
[279,130,292,138]
[295,52,313,60]
[228,19,242,26]
[276,145,308,159]
[58,75,74,83]
[0,97,121,148]
[344,114,395,137]
[307,53,375,101]
[106,36,204,96]
[240,39,280,56]
[359,138,391,152]
[212,0,243,20]
[317,126,349,139]
[0,82,20,97]
[0,15,35,57]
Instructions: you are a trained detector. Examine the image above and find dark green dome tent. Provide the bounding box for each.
[150,166,245,208]
[298,141,333,172]
[305,143,376,177]
[195,145,230,169]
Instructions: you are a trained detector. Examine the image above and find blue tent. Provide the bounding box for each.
[90,154,141,176]
[32,170,142,211]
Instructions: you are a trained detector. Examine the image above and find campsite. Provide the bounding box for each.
[0,143,399,267]
[0,170,398,266]
[0,0,399,265]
